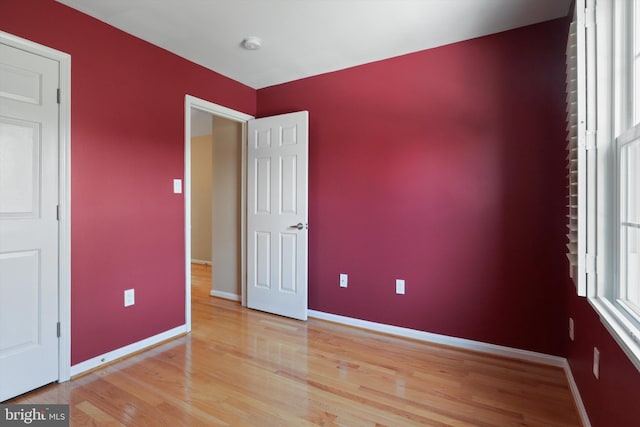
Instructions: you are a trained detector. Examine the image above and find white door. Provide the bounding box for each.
[247,111,309,320]
[0,43,60,401]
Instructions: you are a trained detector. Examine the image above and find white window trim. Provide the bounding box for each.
[585,0,640,372]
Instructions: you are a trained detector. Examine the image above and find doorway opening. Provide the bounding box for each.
[184,96,253,331]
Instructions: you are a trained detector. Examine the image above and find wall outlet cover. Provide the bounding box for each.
[339,273,348,288]
[569,317,575,341]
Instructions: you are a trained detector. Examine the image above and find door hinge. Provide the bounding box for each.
[56,322,61,338]
[586,253,597,275]
[56,88,60,104]
[56,205,60,221]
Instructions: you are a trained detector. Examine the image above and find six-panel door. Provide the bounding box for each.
[247,111,309,320]
[0,43,60,401]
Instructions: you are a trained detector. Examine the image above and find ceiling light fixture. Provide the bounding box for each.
[241,37,262,50]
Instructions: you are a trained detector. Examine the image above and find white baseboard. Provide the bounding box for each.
[308,310,591,426]
[70,325,187,377]
[563,360,592,427]
[210,290,241,301]
[191,259,212,265]
[308,310,565,366]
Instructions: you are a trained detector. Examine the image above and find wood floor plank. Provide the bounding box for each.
[6,264,582,426]
[75,401,127,427]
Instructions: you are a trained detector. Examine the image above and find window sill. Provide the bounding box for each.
[589,296,640,373]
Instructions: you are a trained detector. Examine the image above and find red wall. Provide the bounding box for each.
[258,19,569,356]
[4,3,639,425]
[1,0,256,364]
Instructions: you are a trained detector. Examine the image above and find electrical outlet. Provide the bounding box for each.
[593,347,600,379]
[569,317,575,341]
[339,273,348,288]
[396,279,405,295]
[124,289,135,307]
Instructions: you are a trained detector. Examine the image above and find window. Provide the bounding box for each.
[618,127,640,325]
[574,0,640,371]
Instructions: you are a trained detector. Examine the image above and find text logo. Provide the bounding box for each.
[0,405,69,426]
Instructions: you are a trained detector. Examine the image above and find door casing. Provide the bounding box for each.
[184,95,253,331]
[0,30,72,382]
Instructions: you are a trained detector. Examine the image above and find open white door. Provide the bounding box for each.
[0,42,60,400]
[247,111,308,320]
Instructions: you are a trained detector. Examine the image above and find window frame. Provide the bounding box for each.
[585,0,640,372]
[616,126,640,324]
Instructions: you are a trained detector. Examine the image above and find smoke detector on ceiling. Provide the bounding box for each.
[241,37,262,50]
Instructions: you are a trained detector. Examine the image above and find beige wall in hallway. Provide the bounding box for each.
[191,133,213,263]
[211,117,242,297]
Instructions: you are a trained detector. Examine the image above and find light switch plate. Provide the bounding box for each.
[124,289,135,307]
[173,179,182,194]
[396,279,405,295]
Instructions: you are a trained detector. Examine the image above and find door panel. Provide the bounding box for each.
[255,157,271,214]
[0,251,40,353]
[0,62,42,104]
[280,155,297,214]
[256,231,271,288]
[0,117,40,216]
[247,111,308,320]
[0,43,59,402]
[280,233,297,293]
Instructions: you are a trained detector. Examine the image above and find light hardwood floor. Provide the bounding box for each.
[9,263,582,426]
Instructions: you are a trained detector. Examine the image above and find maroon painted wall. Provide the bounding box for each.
[3,2,639,424]
[258,19,569,356]
[0,0,256,364]
[567,281,640,426]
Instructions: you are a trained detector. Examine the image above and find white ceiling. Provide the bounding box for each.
[56,0,571,89]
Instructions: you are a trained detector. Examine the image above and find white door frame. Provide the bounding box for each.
[184,95,253,331]
[0,30,72,382]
